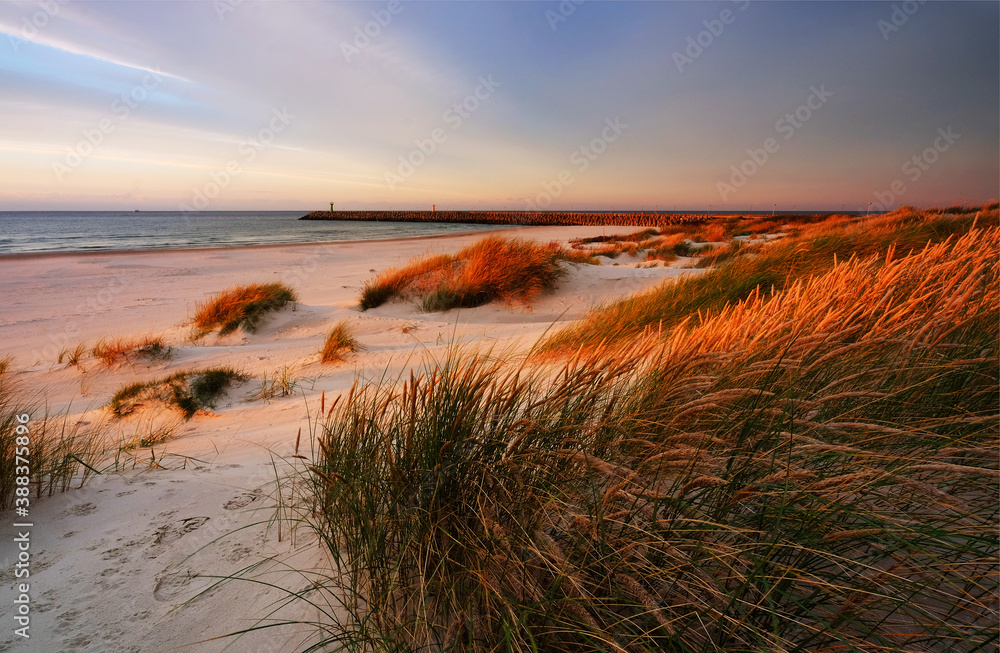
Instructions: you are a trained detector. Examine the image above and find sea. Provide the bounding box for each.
[0,209,856,256]
[0,211,511,256]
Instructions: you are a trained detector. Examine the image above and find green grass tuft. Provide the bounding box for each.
[108,367,247,419]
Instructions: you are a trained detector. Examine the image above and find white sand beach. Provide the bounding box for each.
[0,226,700,653]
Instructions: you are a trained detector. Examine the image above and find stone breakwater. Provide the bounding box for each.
[300,210,712,227]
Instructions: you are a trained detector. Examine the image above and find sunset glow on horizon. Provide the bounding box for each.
[1,0,997,212]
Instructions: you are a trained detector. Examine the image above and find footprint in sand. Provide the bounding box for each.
[36,588,59,613]
[85,538,107,552]
[145,517,210,559]
[153,516,209,545]
[64,634,92,649]
[102,537,143,562]
[224,545,255,563]
[58,502,97,518]
[53,608,79,635]
[153,568,195,602]
[223,490,263,510]
[98,566,125,591]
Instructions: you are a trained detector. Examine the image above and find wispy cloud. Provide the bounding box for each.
[0,1,996,210]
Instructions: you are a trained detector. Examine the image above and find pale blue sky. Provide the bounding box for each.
[1,0,996,211]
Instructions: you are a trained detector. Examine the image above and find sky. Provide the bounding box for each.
[0,0,997,212]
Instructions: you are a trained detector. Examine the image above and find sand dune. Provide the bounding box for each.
[0,226,699,653]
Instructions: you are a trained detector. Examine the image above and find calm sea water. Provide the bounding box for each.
[0,211,511,255]
[0,210,856,256]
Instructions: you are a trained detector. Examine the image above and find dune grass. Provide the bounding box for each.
[192,282,297,336]
[359,254,455,311]
[304,220,998,652]
[0,358,111,508]
[0,356,29,508]
[554,247,600,265]
[247,366,300,402]
[591,241,642,258]
[542,205,997,353]
[92,334,172,367]
[1,354,254,509]
[321,321,360,364]
[690,220,729,243]
[573,228,661,245]
[108,367,247,419]
[568,235,661,261]
[114,416,178,452]
[693,238,752,269]
[569,229,728,264]
[57,342,89,367]
[359,236,569,312]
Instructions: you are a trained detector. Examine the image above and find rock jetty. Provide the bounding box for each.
[299,210,712,227]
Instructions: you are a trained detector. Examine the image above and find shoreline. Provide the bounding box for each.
[0,224,643,369]
[1,209,868,261]
[0,223,549,262]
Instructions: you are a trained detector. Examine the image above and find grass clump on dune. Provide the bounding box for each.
[113,415,179,452]
[693,237,751,268]
[108,367,247,419]
[57,342,89,367]
[92,335,172,367]
[553,246,600,265]
[359,236,568,312]
[304,223,998,652]
[247,366,299,402]
[1,358,109,507]
[359,254,454,311]
[570,229,728,263]
[321,321,360,364]
[543,205,997,352]
[573,227,660,244]
[192,282,297,336]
